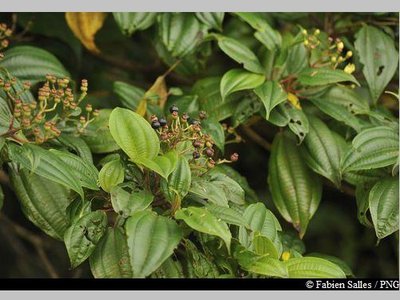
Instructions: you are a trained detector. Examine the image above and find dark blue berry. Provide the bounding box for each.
[193,151,200,159]
[159,118,167,126]
[151,121,161,129]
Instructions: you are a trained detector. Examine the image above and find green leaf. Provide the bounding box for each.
[254,81,287,119]
[82,109,120,154]
[321,86,370,114]
[113,12,157,36]
[238,203,282,256]
[235,13,282,51]
[268,103,309,143]
[233,244,288,278]
[0,97,13,136]
[139,150,178,179]
[7,143,84,198]
[341,126,398,173]
[285,257,346,278]
[205,203,248,227]
[64,210,108,268]
[300,115,342,187]
[56,135,93,164]
[268,132,322,238]
[192,76,238,121]
[49,149,99,190]
[232,93,262,127]
[109,107,159,162]
[214,34,264,74]
[162,156,191,202]
[310,97,367,132]
[110,184,153,217]
[8,165,72,240]
[175,207,231,253]
[307,253,354,277]
[125,210,182,278]
[89,227,133,278]
[253,233,279,259]
[0,46,70,84]
[195,12,224,31]
[220,69,265,100]
[214,165,258,203]
[152,257,185,278]
[158,13,207,58]
[113,81,145,110]
[189,170,245,207]
[98,158,125,193]
[66,198,92,224]
[297,68,360,87]
[354,25,398,103]
[369,177,399,239]
[200,119,225,152]
[182,239,220,278]
[286,43,308,75]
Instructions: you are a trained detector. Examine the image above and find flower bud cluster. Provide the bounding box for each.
[3,75,97,144]
[0,23,12,54]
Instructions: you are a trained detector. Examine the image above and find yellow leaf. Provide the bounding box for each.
[136,98,147,117]
[287,92,301,109]
[65,12,107,54]
[146,75,168,108]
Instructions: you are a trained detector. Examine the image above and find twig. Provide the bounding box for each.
[0,213,59,278]
[240,125,272,151]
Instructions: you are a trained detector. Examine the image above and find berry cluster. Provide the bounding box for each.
[302,28,355,74]
[150,105,239,172]
[0,23,12,54]
[1,74,98,144]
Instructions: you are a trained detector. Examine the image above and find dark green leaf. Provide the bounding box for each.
[64,210,108,268]
[195,13,224,31]
[254,81,287,120]
[9,165,72,240]
[268,132,322,238]
[369,177,399,239]
[354,25,398,103]
[297,68,360,87]
[125,210,182,277]
[300,115,342,187]
[89,227,133,278]
[341,126,398,173]
[214,34,264,74]
[110,184,153,217]
[158,13,207,58]
[113,81,145,110]
[113,12,157,36]
[1,46,70,84]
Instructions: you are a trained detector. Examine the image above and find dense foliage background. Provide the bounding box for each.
[0,12,398,278]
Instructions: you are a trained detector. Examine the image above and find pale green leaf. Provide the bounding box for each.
[175,207,231,253]
[111,184,154,217]
[98,158,125,193]
[285,257,346,278]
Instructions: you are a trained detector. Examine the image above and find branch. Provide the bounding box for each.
[239,125,272,151]
[0,213,59,278]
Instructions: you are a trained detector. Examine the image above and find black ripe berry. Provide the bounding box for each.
[159,118,167,126]
[192,151,200,159]
[169,104,179,113]
[151,121,161,129]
